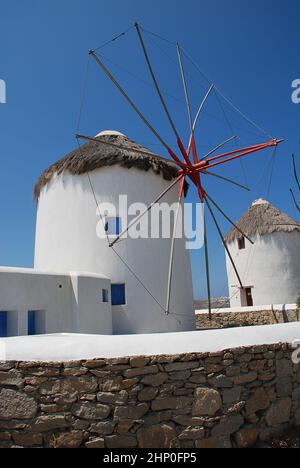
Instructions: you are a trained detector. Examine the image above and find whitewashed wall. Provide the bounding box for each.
[226,231,300,307]
[0,268,112,336]
[34,166,195,334]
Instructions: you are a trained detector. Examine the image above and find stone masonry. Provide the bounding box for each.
[197,308,300,330]
[0,343,299,448]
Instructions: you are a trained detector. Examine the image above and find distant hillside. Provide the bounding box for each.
[194,297,230,310]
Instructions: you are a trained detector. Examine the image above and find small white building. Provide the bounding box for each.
[225,199,300,308]
[0,131,195,338]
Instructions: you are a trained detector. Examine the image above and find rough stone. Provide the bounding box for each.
[223,387,241,404]
[0,362,15,371]
[22,367,60,377]
[97,391,128,405]
[0,420,27,430]
[195,436,232,449]
[129,357,150,368]
[0,370,23,388]
[226,366,241,377]
[49,431,84,449]
[164,361,199,372]
[211,414,244,437]
[101,376,123,392]
[276,377,293,398]
[172,415,206,426]
[295,408,300,426]
[178,426,205,440]
[168,370,191,381]
[25,376,48,386]
[152,397,191,411]
[209,374,233,388]
[63,367,88,376]
[12,433,43,447]
[233,372,258,385]
[90,421,116,435]
[189,374,207,384]
[105,435,137,448]
[73,419,90,430]
[40,403,69,414]
[192,388,222,416]
[85,437,105,448]
[276,360,293,378]
[73,402,111,420]
[40,377,98,397]
[141,373,168,387]
[84,359,106,369]
[123,365,158,379]
[119,378,139,390]
[245,387,270,415]
[266,398,292,427]
[0,389,38,420]
[31,415,70,432]
[117,419,136,433]
[114,403,149,420]
[234,427,258,448]
[138,387,158,402]
[137,424,178,448]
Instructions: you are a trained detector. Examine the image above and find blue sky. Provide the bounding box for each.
[0,0,299,299]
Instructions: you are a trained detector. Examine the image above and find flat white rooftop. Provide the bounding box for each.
[1,322,300,362]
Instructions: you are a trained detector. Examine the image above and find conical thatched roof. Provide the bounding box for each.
[225,199,300,243]
[34,131,180,199]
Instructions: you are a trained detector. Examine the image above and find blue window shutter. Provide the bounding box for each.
[0,312,7,337]
[105,217,122,236]
[111,284,126,306]
[28,311,36,336]
[116,217,121,235]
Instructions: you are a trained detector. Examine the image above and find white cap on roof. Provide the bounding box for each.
[95,130,126,137]
[252,198,269,207]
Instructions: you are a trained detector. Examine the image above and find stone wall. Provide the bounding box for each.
[0,343,299,449]
[197,308,300,330]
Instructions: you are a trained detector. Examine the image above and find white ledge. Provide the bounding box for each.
[1,322,300,361]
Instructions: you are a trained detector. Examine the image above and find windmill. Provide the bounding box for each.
[76,23,284,319]
[290,154,300,213]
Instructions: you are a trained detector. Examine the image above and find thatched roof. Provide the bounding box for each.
[225,199,300,243]
[34,131,180,200]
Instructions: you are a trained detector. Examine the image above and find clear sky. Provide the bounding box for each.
[0,0,299,299]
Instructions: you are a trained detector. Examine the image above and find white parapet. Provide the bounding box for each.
[1,322,300,361]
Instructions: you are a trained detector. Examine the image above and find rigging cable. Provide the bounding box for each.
[266,146,277,200]
[213,88,249,187]
[76,55,91,134]
[93,25,135,52]
[140,28,268,142]
[180,46,273,140]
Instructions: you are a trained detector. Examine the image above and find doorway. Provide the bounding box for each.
[240,287,254,307]
[245,288,253,307]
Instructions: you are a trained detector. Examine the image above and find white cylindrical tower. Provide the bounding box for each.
[225,199,300,307]
[34,131,195,334]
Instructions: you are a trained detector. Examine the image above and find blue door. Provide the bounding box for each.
[111,284,126,306]
[28,311,36,336]
[0,312,7,337]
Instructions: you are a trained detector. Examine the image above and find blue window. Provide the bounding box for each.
[105,217,122,236]
[102,289,109,303]
[111,284,126,306]
[0,312,7,337]
[28,311,36,336]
